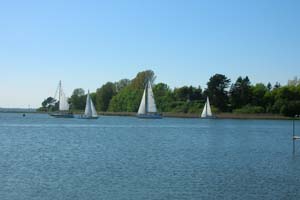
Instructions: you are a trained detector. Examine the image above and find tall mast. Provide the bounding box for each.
[88,90,91,114]
[206,97,208,116]
[59,80,62,104]
[145,81,148,113]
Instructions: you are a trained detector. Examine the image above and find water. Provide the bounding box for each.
[0,113,300,200]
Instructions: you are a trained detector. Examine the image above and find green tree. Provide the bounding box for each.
[115,79,131,93]
[280,101,300,117]
[205,74,230,111]
[229,76,251,109]
[173,86,202,102]
[274,82,281,89]
[41,97,58,111]
[188,86,202,101]
[263,90,274,112]
[108,87,141,112]
[270,85,300,115]
[174,86,190,101]
[131,70,156,89]
[153,83,174,112]
[267,82,272,91]
[96,82,117,111]
[251,83,268,109]
[108,70,157,112]
[70,88,86,110]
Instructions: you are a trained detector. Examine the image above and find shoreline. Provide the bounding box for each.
[97,112,292,120]
[0,111,293,120]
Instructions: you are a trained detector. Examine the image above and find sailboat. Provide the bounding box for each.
[49,81,74,118]
[137,81,162,119]
[80,90,98,119]
[201,97,214,118]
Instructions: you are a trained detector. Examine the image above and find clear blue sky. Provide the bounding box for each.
[0,0,299,108]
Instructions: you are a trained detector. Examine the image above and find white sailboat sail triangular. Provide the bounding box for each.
[138,89,146,114]
[58,81,70,111]
[90,97,98,117]
[147,83,157,113]
[201,97,213,118]
[206,97,212,116]
[49,81,74,118]
[201,102,207,118]
[137,81,162,118]
[84,91,98,118]
[84,92,92,116]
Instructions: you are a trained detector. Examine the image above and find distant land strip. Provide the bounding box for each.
[1,109,291,120]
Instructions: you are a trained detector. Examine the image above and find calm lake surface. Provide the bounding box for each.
[0,113,300,200]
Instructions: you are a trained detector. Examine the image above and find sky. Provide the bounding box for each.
[0,0,299,108]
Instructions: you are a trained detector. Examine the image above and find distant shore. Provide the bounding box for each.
[0,110,293,120]
[90,111,292,120]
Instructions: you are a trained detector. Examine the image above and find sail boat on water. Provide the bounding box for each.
[201,97,214,118]
[80,90,98,119]
[49,81,74,118]
[137,81,162,119]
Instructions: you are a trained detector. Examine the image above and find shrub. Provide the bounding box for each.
[233,105,265,114]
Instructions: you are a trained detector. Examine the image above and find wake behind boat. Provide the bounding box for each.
[79,90,98,119]
[137,81,162,119]
[49,81,74,118]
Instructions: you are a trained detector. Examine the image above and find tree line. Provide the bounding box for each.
[39,70,300,117]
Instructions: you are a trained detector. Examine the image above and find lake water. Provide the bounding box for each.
[0,113,300,200]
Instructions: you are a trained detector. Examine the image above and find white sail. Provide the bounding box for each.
[138,89,146,114]
[206,97,212,116]
[90,97,98,117]
[58,81,70,111]
[201,102,207,118]
[84,91,98,117]
[201,97,212,118]
[147,82,157,113]
[84,92,92,116]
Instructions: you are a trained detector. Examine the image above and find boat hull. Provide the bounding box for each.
[49,112,74,118]
[137,113,162,119]
[79,115,99,119]
[201,116,217,119]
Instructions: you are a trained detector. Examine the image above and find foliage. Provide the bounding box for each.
[40,97,58,111]
[251,83,268,108]
[130,70,156,90]
[108,70,157,112]
[280,101,300,117]
[205,74,230,111]
[39,71,300,117]
[96,82,116,111]
[230,76,251,109]
[108,87,142,112]
[115,79,131,93]
[153,83,174,112]
[173,86,202,101]
[233,105,265,114]
[69,88,86,110]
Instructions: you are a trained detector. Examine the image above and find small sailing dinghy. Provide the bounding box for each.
[201,97,215,118]
[49,81,74,118]
[137,81,162,119]
[80,91,98,119]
